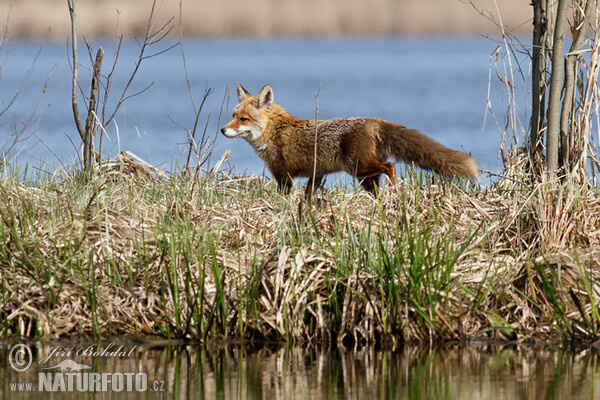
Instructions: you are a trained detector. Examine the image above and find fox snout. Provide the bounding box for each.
[221,127,240,138]
[221,117,262,140]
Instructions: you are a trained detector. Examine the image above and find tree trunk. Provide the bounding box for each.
[530,0,547,174]
[545,0,570,173]
[559,0,596,170]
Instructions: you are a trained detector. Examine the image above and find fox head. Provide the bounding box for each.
[221,83,274,142]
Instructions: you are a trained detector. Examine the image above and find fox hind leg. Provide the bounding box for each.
[355,161,396,195]
[360,174,380,193]
[305,175,324,199]
[381,162,396,186]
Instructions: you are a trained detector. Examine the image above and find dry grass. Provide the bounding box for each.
[1,0,598,353]
[1,0,532,39]
[1,150,599,345]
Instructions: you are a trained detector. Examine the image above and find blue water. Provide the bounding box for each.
[1,37,511,179]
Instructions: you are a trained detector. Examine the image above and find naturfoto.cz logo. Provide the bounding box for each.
[8,343,165,393]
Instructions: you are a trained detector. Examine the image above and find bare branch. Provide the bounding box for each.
[178,0,197,113]
[142,42,180,61]
[103,0,176,127]
[67,0,85,141]
[101,33,123,123]
[3,103,67,172]
[184,85,213,170]
[0,48,41,118]
[120,82,155,103]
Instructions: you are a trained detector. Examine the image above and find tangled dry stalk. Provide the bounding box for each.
[1,150,599,346]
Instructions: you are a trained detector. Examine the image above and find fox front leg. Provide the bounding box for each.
[273,174,293,194]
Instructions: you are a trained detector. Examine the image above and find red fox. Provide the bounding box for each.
[221,83,479,196]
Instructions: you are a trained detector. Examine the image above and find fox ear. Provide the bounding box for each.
[255,85,274,110]
[236,82,251,103]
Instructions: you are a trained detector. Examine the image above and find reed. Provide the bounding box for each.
[0,152,598,346]
[3,0,531,39]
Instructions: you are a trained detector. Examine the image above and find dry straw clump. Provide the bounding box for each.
[0,151,599,345]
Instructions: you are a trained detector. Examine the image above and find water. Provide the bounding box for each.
[1,37,512,179]
[1,341,598,399]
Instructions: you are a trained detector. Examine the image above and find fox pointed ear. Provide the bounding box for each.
[255,84,274,110]
[236,82,251,103]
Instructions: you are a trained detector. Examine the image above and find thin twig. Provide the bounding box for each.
[311,85,321,196]
[67,0,85,141]
[104,0,177,128]
[3,103,68,172]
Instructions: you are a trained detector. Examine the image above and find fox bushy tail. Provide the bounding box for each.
[381,122,479,179]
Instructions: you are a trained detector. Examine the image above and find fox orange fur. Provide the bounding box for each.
[221,83,479,196]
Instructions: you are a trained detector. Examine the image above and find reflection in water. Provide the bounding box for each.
[1,342,598,399]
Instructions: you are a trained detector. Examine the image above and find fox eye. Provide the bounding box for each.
[240,117,249,122]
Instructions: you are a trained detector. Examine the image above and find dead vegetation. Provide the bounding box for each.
[1,150,599,346]
[2,0,531,39]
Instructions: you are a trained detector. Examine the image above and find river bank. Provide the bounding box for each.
[1,152,599,345]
